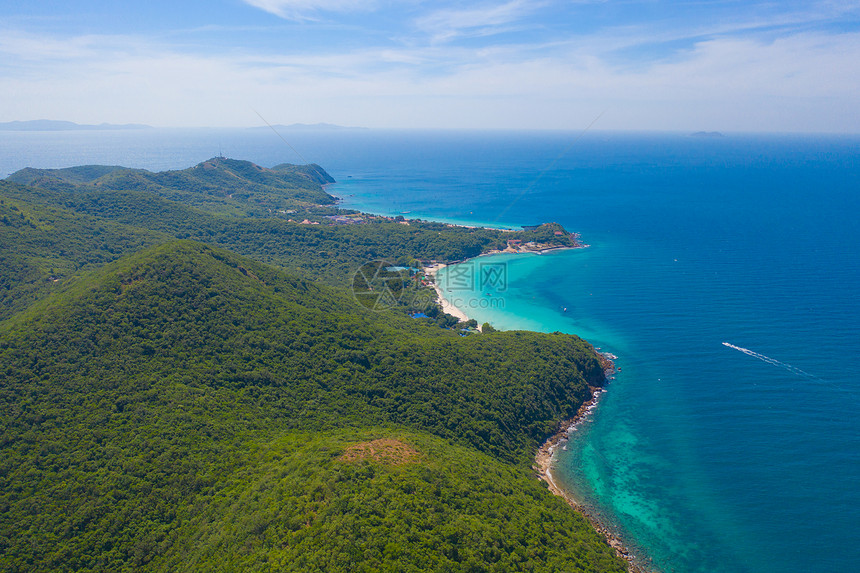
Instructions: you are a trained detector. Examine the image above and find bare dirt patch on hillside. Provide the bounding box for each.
[338,438,420,465]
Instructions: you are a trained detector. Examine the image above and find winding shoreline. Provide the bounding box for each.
[534,374,652,573]
[425,246,652,573]
[339,203,648,570]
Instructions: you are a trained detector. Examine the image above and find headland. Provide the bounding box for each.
[420,242,650,573]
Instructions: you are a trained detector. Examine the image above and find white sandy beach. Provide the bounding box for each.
[423,263,473,325]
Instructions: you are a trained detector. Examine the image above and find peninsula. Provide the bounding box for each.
[0,158,627,572]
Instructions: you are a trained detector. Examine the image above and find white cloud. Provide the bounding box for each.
[241,0,375,20]
[0,24,858,132]
[415,0,542,43]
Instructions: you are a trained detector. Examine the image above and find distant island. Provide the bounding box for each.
[690,131,724,138]
[0,119,153,131]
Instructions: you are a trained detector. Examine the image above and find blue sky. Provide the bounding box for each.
[2,0,859,131]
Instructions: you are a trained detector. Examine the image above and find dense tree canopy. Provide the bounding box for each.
[0,161,624,572]
[3,159,580,289]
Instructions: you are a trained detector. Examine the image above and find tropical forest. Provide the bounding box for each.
[0,158,626,572]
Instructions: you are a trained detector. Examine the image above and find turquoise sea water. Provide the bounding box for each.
[2,128,858,572]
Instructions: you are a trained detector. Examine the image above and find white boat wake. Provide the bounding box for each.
[722,342,820,379]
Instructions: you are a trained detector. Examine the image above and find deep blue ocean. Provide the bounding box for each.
[2,128,858,572]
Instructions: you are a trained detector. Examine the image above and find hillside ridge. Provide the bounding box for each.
[0,161,627,572]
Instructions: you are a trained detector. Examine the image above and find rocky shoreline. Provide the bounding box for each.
[397,223,648,570]
[534,356,654,573]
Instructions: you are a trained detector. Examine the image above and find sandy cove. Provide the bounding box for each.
[422,245,584,327]
[423,263,472,324]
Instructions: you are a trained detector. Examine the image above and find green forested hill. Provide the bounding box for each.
[0,241,623,572]
[0,183,168,320]
[7,158,336,216]
[1,168,506,320]
[2,160,578,293]
[2,241,603,464]
[0,159,623,572]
